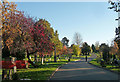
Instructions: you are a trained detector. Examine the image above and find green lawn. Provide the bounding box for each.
[0,69,2,75]
[72,54,91,58]
[89,58,120,73]
[17,61,67,80]
[80,55,91,58]
[80,54,91,58]
[14,56,80,80]
[2,54,88,80]
[89,59,101,66]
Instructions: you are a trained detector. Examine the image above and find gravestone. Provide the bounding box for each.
[57,58,59,61]
[9,69,12,80]
[11,57,17,73]
[3,57,16,80]
[48,58,51,62]
[13,66,17,73]
[65,57,68,60]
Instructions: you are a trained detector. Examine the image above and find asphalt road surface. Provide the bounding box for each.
[51,54,119,80]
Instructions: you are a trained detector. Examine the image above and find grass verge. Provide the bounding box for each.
[15,57,79,80]
[0,69,2,75]
[89,58,120,74]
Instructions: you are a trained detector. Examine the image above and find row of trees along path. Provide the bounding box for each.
[2,1,64,68]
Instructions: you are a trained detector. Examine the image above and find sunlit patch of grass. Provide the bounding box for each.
[89,58,120,73]
[80,55,91,58]
[89,59,101,66]
[16,56,80,80]
[111,68,119,71]
[2,55,80,80]
[17,67,56,80]
[17,61,69,80]
[0,69,2,75]
[72,55,78,57]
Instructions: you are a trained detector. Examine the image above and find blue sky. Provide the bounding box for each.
[16,2,117,46]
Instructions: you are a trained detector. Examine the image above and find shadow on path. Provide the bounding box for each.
[50,53,119,80]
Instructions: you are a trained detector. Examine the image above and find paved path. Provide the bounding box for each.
[51,54,119,80]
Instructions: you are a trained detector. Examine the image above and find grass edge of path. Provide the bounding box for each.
[88,59,120,75]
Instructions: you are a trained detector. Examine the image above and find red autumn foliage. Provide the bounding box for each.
[59,45,68,55]
[29,21,54,56]
[2,60,30,69]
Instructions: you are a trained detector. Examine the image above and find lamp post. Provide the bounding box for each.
[108,0,120,49]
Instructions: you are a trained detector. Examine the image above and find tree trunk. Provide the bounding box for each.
[34,54,37,62]
[54,55,57,62]
[26,50,37,68]
[54,47,57,62]
[41,55,44,65]
[2,70,7,80]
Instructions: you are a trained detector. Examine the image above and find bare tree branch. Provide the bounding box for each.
[73,32,82,47]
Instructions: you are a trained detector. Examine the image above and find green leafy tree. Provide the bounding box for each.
[81,42,91,55]
[72,44,81,56]
[99,43,110,62]
[52,30,63,62]
[62,37,69,47]
[91,44,96,53]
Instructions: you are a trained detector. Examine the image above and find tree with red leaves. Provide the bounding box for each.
[2,1,37,66]
[2,1,55,67]
[29,19,54,65]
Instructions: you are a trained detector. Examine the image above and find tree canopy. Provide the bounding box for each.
[99,43,110,62]
[81,42,91,55]
[1,1,64,66]
[91,44,96,53]
[62,37,69,47]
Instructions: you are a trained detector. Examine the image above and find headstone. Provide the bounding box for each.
[29,56,31,60]
[11,57,16,73]
[13,66,17,73]
[37,58,39,62]
[41,57,44,65]
[57,58,59,61]
[65,57,68,60]
[48,58,51,62]
[11,57,16,65]
[9,69,12,80]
